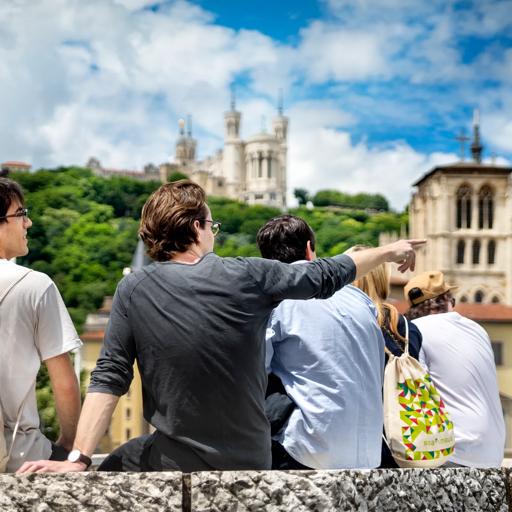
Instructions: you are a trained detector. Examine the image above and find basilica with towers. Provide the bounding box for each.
[88,95,288,208]
[159,96,288,208]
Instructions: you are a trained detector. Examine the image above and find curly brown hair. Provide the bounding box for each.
[405,292,454,320]
[139,180,208,261]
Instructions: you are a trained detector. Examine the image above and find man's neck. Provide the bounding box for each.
[170,245,208,264]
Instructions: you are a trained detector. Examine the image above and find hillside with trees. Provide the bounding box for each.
[12,167,407,332]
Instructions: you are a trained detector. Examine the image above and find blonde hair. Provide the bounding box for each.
[350,245,406,344]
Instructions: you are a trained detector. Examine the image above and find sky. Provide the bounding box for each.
[1,0,511,210]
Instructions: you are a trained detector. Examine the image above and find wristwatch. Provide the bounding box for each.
[67,449,92,469]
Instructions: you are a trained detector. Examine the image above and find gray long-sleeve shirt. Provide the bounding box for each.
[89,252,356,470]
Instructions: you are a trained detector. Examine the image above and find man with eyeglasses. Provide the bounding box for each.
[405,271,505,467]
[0,177,81,472]
[19,179,425,474]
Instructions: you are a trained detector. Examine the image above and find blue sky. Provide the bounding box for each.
[1,0,511,209]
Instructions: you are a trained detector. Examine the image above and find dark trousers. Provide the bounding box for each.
[271,440,311,470]
[98,431,216,472]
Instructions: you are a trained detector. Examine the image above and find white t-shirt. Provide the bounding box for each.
[413,312,505,467]
[0,259,82,472]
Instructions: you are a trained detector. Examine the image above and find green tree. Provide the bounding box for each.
[294,188,310,205]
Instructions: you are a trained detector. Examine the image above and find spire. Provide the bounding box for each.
[187,114,192,137]
[277,88,284,116]
[230,84,236,111]
[178,118,185,136]
[471,109,483,164]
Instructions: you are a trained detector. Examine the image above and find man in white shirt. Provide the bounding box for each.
[0,177,82,472]
[405,271,505,467]
[258,215,385,469]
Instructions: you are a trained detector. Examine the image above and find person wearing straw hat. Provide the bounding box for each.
[405,271,505,467]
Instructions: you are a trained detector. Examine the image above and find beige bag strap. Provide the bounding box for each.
[0,267,32,304]
[0,266,34,464]
[383,317,410,357]
[6,386,34,460]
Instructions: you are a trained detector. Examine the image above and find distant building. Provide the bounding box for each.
[86,157,162,183]
[1,161,31,175]
[86,94,288,208]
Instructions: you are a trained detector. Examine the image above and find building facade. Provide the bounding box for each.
[87,99,289,208]
[409,119,512,306]
[161,100,288,208]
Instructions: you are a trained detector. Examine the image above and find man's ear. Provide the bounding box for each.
[305,240,316,261]
[193,219,202,237]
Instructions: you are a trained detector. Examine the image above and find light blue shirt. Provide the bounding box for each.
[266,279,385,469]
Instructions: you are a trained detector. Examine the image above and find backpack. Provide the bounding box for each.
[0,266,32,472]
[383,320,455,468]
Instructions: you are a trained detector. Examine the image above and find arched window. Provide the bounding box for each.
[492,296,500,304]
[456,240,465,264]
[472,240,481,264]
[475,290,484,303]
[478,186,494,229]
[456,185,472,229]
[488,240,496,265]
[460,295,468,303]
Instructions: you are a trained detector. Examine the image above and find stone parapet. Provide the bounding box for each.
[1,468,510,511]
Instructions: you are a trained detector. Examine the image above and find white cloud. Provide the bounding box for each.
[297,22,391,82]
[288,102,458,210]
[0,0,510,208]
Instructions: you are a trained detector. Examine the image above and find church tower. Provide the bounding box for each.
[222,88,243,197]
[175,116,197,169]
[271,90,288,207]
[409,110,512,305]
[243,92,288,207]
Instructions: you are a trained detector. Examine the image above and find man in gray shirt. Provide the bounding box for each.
[19,180,424,473]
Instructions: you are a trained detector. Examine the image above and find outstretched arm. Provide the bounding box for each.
[348,239,426,279]
[17,392,119,473]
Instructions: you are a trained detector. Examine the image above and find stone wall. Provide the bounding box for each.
[1,468,510,511]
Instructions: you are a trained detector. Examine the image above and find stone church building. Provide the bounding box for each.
[409,116,512,306]
[88,96,288,208]
[161,97,288,208]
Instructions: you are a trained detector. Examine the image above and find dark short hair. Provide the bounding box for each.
[0,178,24,224]
[256,214,315,263]
[139,180,208,261]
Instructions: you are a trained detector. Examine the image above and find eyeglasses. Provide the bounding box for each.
[199,219,222,236]
[0,208,29,221]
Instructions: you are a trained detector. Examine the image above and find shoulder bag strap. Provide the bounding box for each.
[383,315,410,356]
[0,267,32,304]
[403,317,410,355]
[0,266,34,460]
[7,385,34,460]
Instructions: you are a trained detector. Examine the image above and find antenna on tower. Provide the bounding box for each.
[178,118,185,136]
[187,114,192,137]
[230,84,236,111]
[278,88,284,116]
